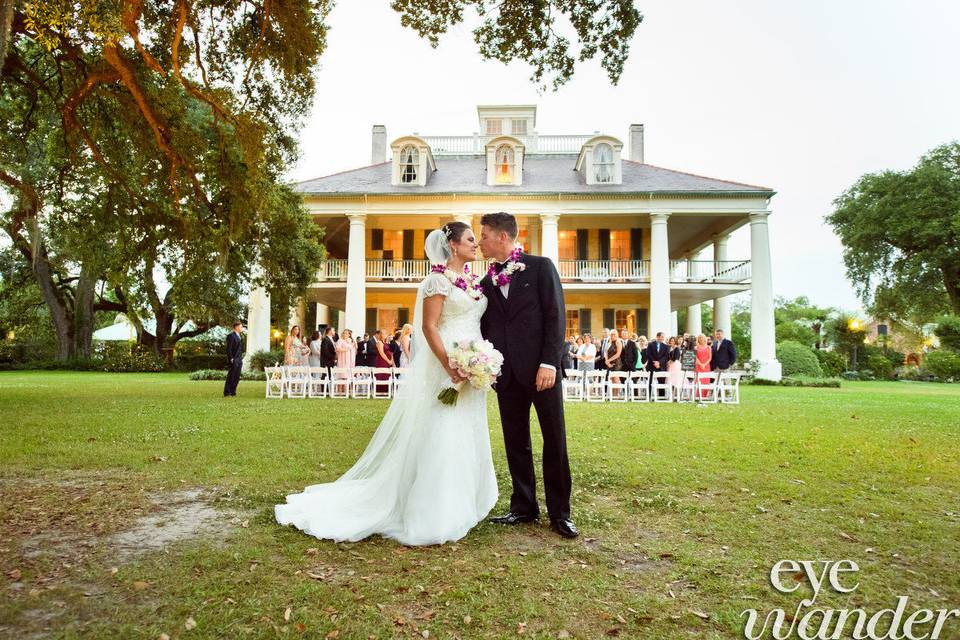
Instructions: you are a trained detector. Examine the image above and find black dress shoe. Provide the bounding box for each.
[550,518,579,538]
[490,511,540,525]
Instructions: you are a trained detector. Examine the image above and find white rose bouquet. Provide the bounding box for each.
[438,339,504,405]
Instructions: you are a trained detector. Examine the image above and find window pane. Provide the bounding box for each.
[565,309,580,337]
[511,119,527,135]
[486,119,502,135]
[610,230,630,260]
[558,230,576,260]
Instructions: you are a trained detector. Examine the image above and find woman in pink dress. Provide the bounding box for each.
[667,336,683,391]
[335,329,356,372]
[694,334,712,399]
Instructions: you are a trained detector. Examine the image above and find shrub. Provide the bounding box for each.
[780,376,842,388]
[921,350,960,381]
[189,369,265,381]
[814,349,846,377]
[842,371,860,381]
[247,349,284,371]
[865,353,894,380]
[99,345,165,372]
[895,365,935,382]
[172,354,227,372]
[775,340,824,377]
[934,315,960,353]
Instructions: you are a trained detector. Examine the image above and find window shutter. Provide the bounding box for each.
[365,308,377,331]
[599,229,611,261]
[630,228,643,260]
[603,308,614,331]
[398,308,410,327]
[402,230,414,259]
[576,229,588,260]
[371,229,383,251]
[580,309,592,335]
[636,308,648,337]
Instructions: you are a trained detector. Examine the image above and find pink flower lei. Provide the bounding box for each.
[487,246,526,287]
[431,262,485,301]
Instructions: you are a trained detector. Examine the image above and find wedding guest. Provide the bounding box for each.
[620,329,638,372]
[646,332,670,397]
[711,329,737,372]
[398,324,413,368]
[695,334,712,398]
[223,321,244,397]
[336,329,356,371]
[562,335,576,371]
[373,329,394,393]
[365,332,379,367]
[284,326,309,365]
[299,335,311,365]
[667,336,683,391]
[577,334,597,372]
[596,329,611,371]
[320,326,337,378]
[308,330,323,367]
[390,331,403,366]
[356,333,370,366]
[604,329,624,390]
[637,335,648,370]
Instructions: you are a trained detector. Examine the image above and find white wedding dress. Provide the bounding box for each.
[275,271,498,546]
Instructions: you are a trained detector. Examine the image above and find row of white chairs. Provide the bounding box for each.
[264,366,409,399]
[561,369,741,404]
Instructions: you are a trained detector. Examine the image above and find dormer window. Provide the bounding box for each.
[594,143,614,183]
[485,119,502,135]
[511,119,527,136]
[576,135,623,186]
[495,145,515,183]
[399,146,419,183]
[389,136,436,186]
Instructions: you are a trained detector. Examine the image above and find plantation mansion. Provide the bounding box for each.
[245,105,782,380]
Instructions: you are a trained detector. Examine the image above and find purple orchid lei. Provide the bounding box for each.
[487,246,526,287]
[431,262,484,300]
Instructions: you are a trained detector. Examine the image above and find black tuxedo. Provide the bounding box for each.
[645,340,669,373]
[621,339,639,371]
[365,336,378,366]
[223,331,243,396]
[320,335,337,368]
[711,338,737,370]
[480,253,572,521]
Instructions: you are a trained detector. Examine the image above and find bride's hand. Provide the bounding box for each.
[445,363,467,384]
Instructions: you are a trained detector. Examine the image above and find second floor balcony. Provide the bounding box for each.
[314,259,751,285]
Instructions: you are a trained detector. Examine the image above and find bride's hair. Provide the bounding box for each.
[424,222,470,264]
[441,221,470,243]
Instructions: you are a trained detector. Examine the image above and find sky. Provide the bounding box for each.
[288,0,960,313]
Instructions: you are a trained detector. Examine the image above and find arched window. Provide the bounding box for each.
[594,143,614,183]
[495,144,515,184]
[400,146,419,183]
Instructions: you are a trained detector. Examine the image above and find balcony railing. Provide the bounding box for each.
[314,259,751,284]
[420,133,595,155]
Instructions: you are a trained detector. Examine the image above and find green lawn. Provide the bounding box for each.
[1,372,958,639]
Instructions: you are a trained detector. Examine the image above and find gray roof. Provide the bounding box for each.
[295,154,774,197]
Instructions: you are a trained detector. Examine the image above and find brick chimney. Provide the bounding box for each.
[629,123,644,163]
[371,124,387,164]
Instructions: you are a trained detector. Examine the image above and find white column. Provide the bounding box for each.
[669,310,679,337]
[345,213,367,336]
[712,234,731,336]
[686,304,702,336]
[337,310,347,334]
[648,212,671,337]
[315,303,330,330]
[540,213,560,267]
[287,297,305,332]
[243,273,271,370]
[749,210,782,381]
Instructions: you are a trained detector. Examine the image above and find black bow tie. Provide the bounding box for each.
[492,260,508,274]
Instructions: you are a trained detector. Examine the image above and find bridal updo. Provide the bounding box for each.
[424,222,471,264]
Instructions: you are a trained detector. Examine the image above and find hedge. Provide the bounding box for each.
[775,340,824,377]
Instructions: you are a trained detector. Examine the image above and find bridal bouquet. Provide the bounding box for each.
[438,339,504,405]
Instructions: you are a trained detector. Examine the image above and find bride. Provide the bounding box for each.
[275,222,498,546]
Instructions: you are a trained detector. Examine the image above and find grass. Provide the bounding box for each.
[1,372,959,639]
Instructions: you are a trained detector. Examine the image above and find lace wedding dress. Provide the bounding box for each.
[275,266,498,546]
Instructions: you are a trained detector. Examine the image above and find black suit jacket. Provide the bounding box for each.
[320,335,337,367]
[365,337,379,366]
[621,339,638,370]
[711,338,737,370]
[226,331,243,366]
[645,340,669,372]
[480,253,566,389]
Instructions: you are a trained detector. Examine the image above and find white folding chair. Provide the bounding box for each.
[676,371,697,403]
[696,371,720,403]
[562,369,584,401]
[719,371,741,404]
[585,370,607,402]
[628,371,649,402]
[330,367,352,398]
[285,366,309,398]
[307,367,329,398]
[606,370,628,402]
[371,368,393,399]
[392,367,410,396]
[265,366,285,399]
[652,372,673,402]
[351,366,373,399]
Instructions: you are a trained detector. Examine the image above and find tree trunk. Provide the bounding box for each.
[30,246,75,361]
[73,265,97,358]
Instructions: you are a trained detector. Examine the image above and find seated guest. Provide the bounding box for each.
[711,329,737,372]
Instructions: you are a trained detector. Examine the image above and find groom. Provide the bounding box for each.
[478,212,577,539]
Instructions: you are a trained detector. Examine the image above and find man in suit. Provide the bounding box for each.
[596,330,610,370]
[223,321,244,397]
[365,331,379,367]
[321,326,337,376]
[357,333,369,366]
[619,328,638,371]
[646,331,669,397]
[479,211,577,539]
[711,329,737,372]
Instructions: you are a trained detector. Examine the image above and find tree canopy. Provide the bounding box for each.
[827,141,960,321]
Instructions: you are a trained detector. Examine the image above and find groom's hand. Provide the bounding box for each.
[535,366,556,391]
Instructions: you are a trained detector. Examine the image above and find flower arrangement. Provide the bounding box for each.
[431,263,484,301]
[487,246,526,287]
[437,339,504,405]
